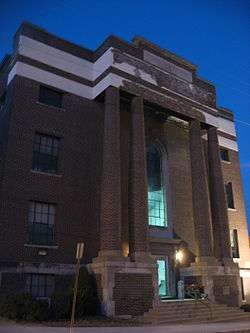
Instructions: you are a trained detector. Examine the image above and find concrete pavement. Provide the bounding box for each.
[1,321,250,333]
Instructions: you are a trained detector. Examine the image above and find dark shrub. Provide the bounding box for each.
[241,304,250,312]
[51,267,100,319]
[50,292,71,320]
[0,293,49,321]
[73,267,100,317]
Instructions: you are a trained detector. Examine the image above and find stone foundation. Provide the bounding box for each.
[180,258,241,307]
[87,259,158,317]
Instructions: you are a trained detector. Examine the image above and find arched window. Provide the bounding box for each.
[146,144,166,227]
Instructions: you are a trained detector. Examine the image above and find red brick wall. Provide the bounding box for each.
[0,76,104,266]
[113,273,153,316]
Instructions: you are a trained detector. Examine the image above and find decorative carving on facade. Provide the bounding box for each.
[113,50,216,107]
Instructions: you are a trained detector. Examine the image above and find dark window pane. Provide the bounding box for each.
[220,148,230,162]
[32,133,59,174]
[0,92,6,110]
[225,182,235,209]
[39,86,63,108]
[230,229,239,258]
[240,278,245,300]
[28,202,55,245]
[27,274,54,298]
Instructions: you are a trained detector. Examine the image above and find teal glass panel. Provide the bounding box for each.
[157,259,168,296]
[147,144,166,226]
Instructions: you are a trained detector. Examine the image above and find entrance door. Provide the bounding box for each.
[157,259,169,297]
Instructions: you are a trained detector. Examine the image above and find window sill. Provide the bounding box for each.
[221,160,231,164]
[149,225,168,230]
[36,101,65,111]
[24,244,58,249]
[31,170,62,177]
[228,208,237,211]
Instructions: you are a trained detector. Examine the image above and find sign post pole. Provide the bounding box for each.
[70,242,84,333]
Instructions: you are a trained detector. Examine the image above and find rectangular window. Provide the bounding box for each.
[39,86,63,108]
[240,277,245,300]
[28,201,55,245]
[0,91,6,111]
[157,259,169,297]
[26,274,54,298]
[32,133,60,174]
[225,182,235,209]
[230,229,239,258]
[220,148,230,162]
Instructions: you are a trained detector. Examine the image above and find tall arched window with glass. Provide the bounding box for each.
[146,144,167,227]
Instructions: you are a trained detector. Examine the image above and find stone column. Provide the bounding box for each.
[207,126,232,260]
[99,86,122,259]
[129,96,149,262]
[189,119,214,260]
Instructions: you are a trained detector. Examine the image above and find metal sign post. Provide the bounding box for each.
[70,242,84,333]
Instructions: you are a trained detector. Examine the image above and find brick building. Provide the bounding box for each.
[0,22,250,317]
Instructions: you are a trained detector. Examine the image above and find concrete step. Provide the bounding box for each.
[144,312,246,320]
[145,305,241,316]
[141,300,250,325]
[144,312,250,325]
[144,307,243,317]
[145,310,249,321]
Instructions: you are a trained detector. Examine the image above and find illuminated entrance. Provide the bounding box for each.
[157,259,169,297]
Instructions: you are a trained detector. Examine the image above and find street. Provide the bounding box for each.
[1,321,250,333]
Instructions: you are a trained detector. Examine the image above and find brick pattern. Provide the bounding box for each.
[0,273,26,295]
[0,76,103,265]
[129,96,148,256]
[99,87,122,252]
[189,119,214,258]
[207,127,231,259]
[221,149,250,267]
[213,275,239,306]
[113,273,153,316]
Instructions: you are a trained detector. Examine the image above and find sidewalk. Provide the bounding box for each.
[1,320,250,333]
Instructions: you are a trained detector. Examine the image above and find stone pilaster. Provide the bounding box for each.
[189,119,214,260]
[180,120,240,307]
[98,86,123,259]
[89,89,157,317]
[207,126,232,260]
[129,96,149,262]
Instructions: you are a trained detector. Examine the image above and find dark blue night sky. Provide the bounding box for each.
[1,0,250,232]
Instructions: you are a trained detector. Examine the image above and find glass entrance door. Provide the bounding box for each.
[157,259,169,297]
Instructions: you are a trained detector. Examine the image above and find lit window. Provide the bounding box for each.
[146,144,166,227]
[230,229,239,258]
[225,182,235,209]
[157,259,169,296]
[32,133,60,174]
[220,148,230,162]
[28,201,55,245]
[26,274,54,298]
[39,86,63,108]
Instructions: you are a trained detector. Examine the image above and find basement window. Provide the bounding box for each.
[26,274,54,298]
[39,86,63,108]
